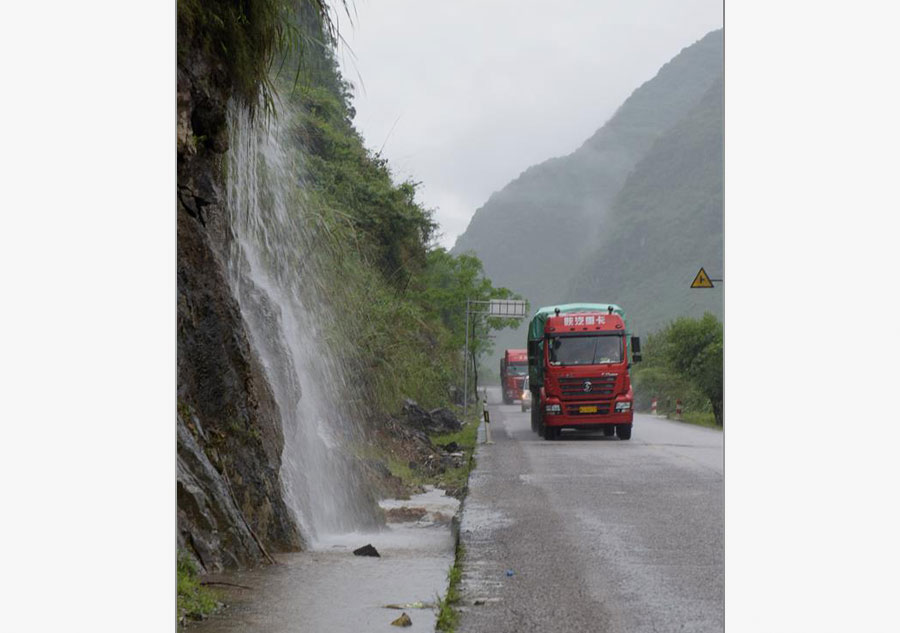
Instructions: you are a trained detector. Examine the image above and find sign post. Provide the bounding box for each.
[462,299,527,421]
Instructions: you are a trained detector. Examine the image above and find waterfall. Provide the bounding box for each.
[223,100,377,548]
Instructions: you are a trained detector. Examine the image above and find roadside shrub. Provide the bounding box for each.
[632,313,723,425]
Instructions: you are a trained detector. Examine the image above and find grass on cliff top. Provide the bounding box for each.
[177,0,345,117]
[177,551,219,626]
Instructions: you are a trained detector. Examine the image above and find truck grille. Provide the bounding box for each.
[558,376,617,399]
[564,402,611,416]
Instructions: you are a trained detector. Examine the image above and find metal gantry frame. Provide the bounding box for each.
[462,299,527,418]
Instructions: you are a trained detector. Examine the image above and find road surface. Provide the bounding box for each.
[458,387,723,632]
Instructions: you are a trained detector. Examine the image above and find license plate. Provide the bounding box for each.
[579,405,598,414]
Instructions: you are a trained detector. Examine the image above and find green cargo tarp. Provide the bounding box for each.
[527,303,628,341]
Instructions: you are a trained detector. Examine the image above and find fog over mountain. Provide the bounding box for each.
[452,29,722,348]
[567,74,723,334]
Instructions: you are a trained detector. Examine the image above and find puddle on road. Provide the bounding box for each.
[190,488,459,633]
[459,499,511,535]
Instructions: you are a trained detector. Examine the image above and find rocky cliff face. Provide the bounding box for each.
[177,49,301,572]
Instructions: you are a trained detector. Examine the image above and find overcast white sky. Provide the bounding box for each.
[336,1,722,248]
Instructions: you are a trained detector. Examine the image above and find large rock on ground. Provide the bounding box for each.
[402,399,463,434]
[428,407,464,433]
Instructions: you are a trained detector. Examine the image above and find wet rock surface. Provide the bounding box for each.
[177,419,264,569]
[177,55,301,571]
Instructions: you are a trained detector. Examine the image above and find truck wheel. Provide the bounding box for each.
[602,426,615,437]
[616,424,632,440]
[502,394,511,405]
[530,406,538,432]
[544,426,557,441]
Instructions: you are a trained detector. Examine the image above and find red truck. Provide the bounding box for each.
[500,349,529,404]
[527,303,641,440]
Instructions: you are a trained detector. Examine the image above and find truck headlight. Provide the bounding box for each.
[615,402,632,412]
[545,404,561,415]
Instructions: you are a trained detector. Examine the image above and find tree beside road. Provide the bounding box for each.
[632,313,723,426]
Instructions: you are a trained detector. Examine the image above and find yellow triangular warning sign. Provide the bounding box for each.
[691,267,714,288]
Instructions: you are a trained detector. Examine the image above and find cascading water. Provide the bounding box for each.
[224,100,378,548]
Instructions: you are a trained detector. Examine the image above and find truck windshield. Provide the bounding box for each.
[506,364,528,376]
[548,335,622,366]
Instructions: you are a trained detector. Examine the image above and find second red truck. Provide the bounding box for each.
[500,348,529,404]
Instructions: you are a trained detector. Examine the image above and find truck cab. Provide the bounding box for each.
[500,349,529,404]
[528,304,641,441]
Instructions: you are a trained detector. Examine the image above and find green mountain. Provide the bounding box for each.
[567,75,723,334]
[452,29,722,351]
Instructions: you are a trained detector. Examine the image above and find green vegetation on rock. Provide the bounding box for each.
[177,550,219,625]
[273,32,523,414]
[177,0,343,116]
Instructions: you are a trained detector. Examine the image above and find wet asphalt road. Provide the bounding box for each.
[457,387,723,633]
